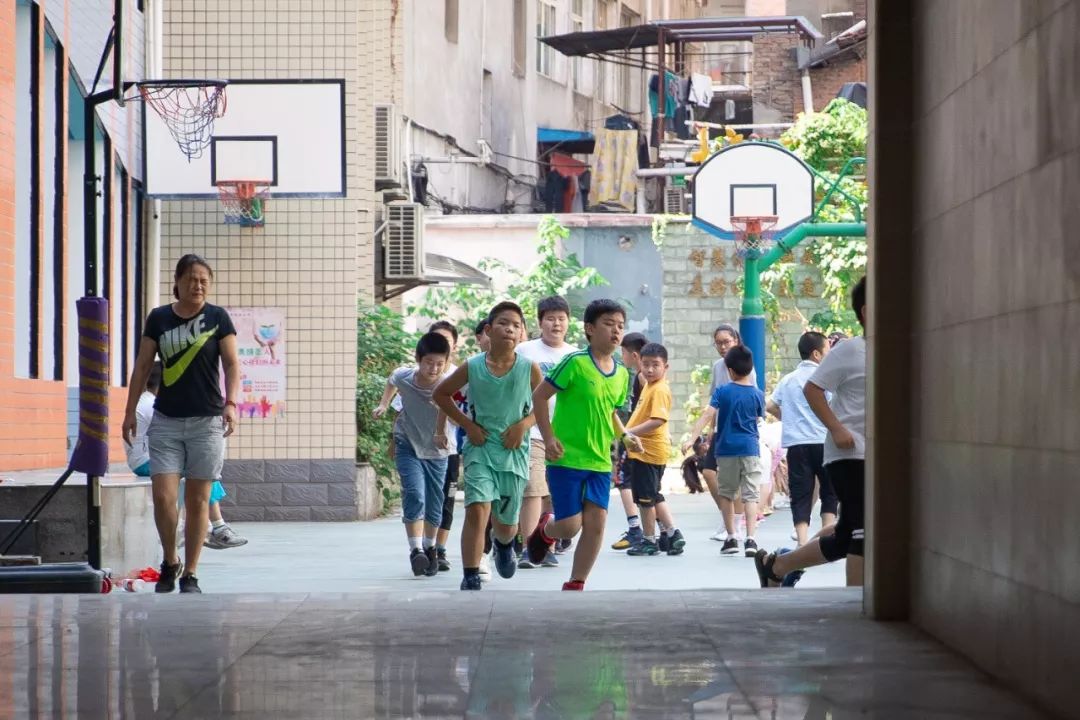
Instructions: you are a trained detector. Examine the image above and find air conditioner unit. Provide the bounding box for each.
[374,103,401,189]
[664,183,688,214]
[384,202,424,280]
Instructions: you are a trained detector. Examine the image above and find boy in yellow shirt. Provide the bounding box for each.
[625,343,686,556]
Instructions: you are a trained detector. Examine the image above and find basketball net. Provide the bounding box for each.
[730,215,778,258]
[217,181,269,228]
[139,83,227,161]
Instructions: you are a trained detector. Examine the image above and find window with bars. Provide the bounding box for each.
[571,0,584,91]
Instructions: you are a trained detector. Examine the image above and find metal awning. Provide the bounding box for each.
[541,16,824,59]
[537,127,596,155]
[422,253,491,288]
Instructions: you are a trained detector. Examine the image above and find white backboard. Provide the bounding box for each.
[692,142,815,239]
[143,80,346,198]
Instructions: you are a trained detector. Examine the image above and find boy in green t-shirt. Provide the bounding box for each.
[525,299,644,591]
[434,302,543,591]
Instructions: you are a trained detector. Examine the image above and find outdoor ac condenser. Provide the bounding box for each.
[374,103,401,188]
[664,184,688,214]
[384,202,424,280]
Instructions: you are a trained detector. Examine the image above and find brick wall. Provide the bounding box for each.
[810,53,867,110]
[751,33,801,122]
[659,221,828,433]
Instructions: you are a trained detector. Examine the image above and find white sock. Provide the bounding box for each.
[422,536,435,550]
[664,526,677,536]
[211,519,226,530]
[408,536,422,550]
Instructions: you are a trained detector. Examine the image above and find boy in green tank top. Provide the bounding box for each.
[434,302,543,591]
[525,299,644,591]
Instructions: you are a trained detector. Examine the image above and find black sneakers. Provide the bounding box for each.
[666,529,686,556]
[460,573,482,591]
[436,548,451,572]
[721,537,741,555]
[178,575,202,594]
[410,548,429,576]
[156,561,183,593]
[423,547,439,577]
[744,538,759,557]
[493,539,517,579]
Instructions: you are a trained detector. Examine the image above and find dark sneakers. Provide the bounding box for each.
[657,532,670,553]
[666,529,686,556]
[178,575,202,594]
[410,548,429,576]
[423,547,439,577]
[721,537,741,556]
[526,512,556,564]
[155,561,183,593]
[493,539,517,579]
[460,573,482,591]
[627,539,660,556]
[436,548,451,572]
[744,538,759,557]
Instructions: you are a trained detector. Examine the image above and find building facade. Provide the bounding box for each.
[1,0,145,472]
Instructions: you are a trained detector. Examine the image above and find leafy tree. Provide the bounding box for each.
[781,98,868,335]
[409,216,608,348]
[356,304,417,507]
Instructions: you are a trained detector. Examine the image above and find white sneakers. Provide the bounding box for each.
[478,554,492,582]
[710,526,728,542]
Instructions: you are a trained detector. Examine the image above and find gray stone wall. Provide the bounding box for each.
[659,220,829,432]
[219,460,372,522]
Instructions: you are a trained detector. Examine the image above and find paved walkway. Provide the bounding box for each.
[199,488,846,593]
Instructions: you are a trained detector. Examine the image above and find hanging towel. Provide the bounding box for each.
[689,73,714,108]
[591,128,639,211]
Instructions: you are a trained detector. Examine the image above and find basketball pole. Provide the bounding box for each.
[741,221,867,392]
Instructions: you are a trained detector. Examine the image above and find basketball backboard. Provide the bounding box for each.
[692,142,815,240]
[143,79,346,199]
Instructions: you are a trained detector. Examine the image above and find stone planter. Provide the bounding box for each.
[355,463,383,520]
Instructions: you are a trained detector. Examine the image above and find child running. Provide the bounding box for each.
[624,343,686,556]
[525,299,643,591]
[374,332,453,577]
[610,332,648,551]
[513,296,578,570]
[434,302,542,591]
[686,344,766,558]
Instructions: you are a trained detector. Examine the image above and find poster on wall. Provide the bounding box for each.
[226,307,287,419]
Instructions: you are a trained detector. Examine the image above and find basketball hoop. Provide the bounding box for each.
[730,215,778,258]
[217,181,269,227]
[139,79,227,161]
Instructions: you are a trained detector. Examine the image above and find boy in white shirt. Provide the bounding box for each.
[766,331,838,545]
[756,277,867,587]
[513,296,577,568]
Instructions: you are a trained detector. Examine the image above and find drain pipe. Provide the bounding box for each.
[801,69,814,114]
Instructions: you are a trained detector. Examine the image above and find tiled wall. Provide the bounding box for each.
[903,1,1080,716]
[158,1,380,519]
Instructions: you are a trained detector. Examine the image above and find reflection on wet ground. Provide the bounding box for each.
[0,589,1047,719]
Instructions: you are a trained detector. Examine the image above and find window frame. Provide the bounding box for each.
[536,0,558,79]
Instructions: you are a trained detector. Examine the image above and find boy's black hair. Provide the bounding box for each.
[713,323,741,343]
[474,317,489,337]
[584,298,625,325]
[852,276,867,327]
[797,331,828,360]
[620,332,648,353]
[724,345,754,378]
[536,295,571,322]
[640,342,668,362]
[486,301,526,327]
[429,320,458,343]
[415,331,452,361]
[146,361,163,393]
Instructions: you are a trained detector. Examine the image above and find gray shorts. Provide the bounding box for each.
[714,455,763,503]
[148,413,226,480]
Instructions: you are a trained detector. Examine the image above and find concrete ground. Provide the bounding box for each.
[197,487,846,593]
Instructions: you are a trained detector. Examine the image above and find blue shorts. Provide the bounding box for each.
[547,465,611,521]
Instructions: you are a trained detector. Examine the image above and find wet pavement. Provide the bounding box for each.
[0,590,1047,719]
